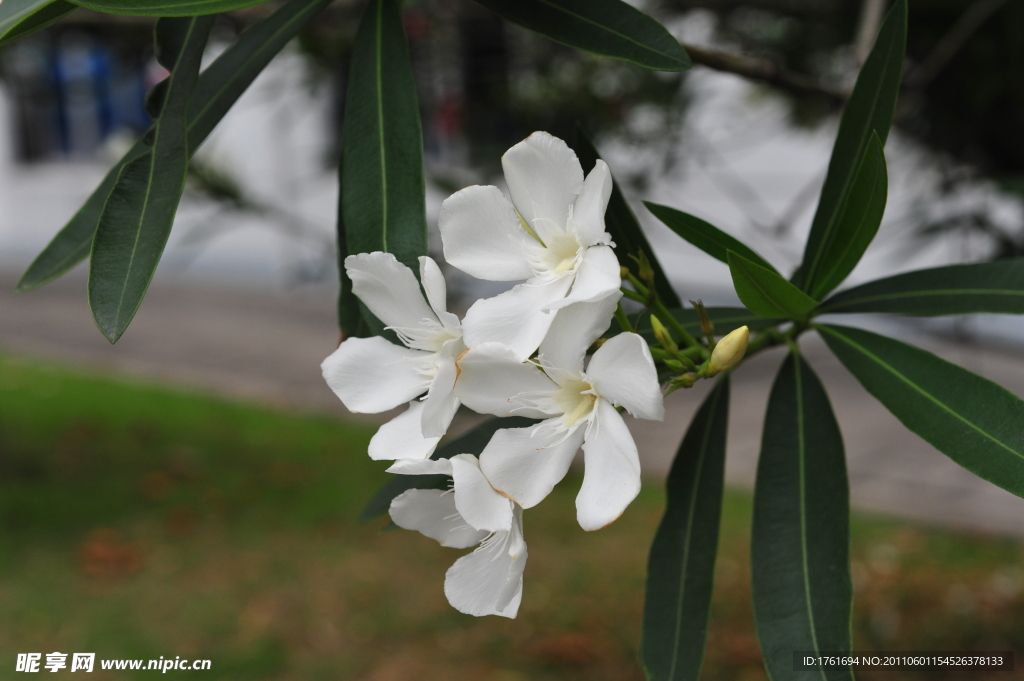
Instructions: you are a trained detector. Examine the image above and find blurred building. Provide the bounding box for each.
[4,25,152,161]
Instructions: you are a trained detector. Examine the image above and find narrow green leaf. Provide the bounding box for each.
[818,324,1024,498]
[728,251,818,319]
[341,0,427,288]
[818,259,1024,316]
[0,0,75,47]
[359,416,534,522]
[645,202,779,274]
[573,126,681,308]
[643,377,729,681]
[89,16,213,343]
[15,0,332,293]
[795,0,906,294]
[335,157,370,339]
[68,0,267,16]
[806,132,888,300]
[474,0,690,71]
[752,351,853,681]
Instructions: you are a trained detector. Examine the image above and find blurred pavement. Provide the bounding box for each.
[4,270,1024,536]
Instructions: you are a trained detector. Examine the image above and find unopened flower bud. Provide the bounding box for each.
[690,299,714,338]
[649,314,678,354]
[634,251,655,287]
[707,325,749,376]
[672,373,696,389]
[620,266,630,280]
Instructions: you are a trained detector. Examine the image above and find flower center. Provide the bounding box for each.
[553,376,598,427]
[546,232,583,274]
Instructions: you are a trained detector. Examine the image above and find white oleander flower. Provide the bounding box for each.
[321,252,464,462]
[453,293,664,531]
[389,454,527,618]
[438,131,621,360]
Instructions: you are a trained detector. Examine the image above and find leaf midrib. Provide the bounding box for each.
[821,326,1024,461]
[803,33,898,290]
[111,18,200,329]
[739,260,796,317]
[793,353,828,681]
[821,287,1024,312]
[76,0,258,11]
[508,0,680,63]
[666,383,723,678]
[375,0,388,251]
[813,156,885,297]
[0,0,54,31]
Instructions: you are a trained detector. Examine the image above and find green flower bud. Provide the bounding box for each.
[690,299,714,337]
[672,373,697,389]
[707,325,749,376]
[649,314,678,355]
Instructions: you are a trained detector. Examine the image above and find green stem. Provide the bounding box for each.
[615,303,632,333]
[621,288,647,304]
[653,297,707,358]
[625,272,649,297]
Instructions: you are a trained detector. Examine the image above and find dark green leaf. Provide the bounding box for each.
[341,0,427,287]
[643,377,729,681]
[645,202,778,274]
[752,351,853,681]
[68,0,267,16]
[474,0,690,71]
[359,416,534,522]
[573,126,681,308]
[15,0,332,293]
[794,0,906,294]
[89,16,213,343]
[728,251,818,319]
[805,132,888,299]
[0,0,75,47]
[818,259,1024,316]
[818,324,1024,498]
[335,156,372,339]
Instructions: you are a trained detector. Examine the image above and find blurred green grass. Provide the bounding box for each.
[1,353,1023,680]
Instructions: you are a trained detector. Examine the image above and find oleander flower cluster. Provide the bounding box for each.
[321,132,665,618]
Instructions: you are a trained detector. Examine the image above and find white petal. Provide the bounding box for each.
[480,421,585,508]
[422,343,462,438]
[345,252,438,331]
[419,256,462,331]
[444,510,527,618]
[571,159,613,247]
[321,337,432,413]
[577,400,641,531]
[462,277,574,361]
[587,332,665,421]
[454,342,557,418]
[385,457,452,475]
[438,185,533,281]
[368,401,442,461]
[390,489,488,549]
[450,454,514,532]
[539,291,623,374]
[502,132,584,241]
[543,245,622,312]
